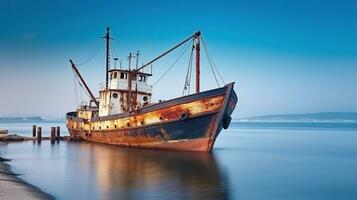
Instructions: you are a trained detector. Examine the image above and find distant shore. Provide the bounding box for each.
[0,159,54,200]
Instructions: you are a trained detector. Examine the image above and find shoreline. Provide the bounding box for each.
[0,160,54,200]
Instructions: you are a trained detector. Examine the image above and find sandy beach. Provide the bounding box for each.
[0,160,54,200]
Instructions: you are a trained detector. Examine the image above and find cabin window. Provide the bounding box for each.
[113,72,118,79]
[120,72,127,79]
[139,75,146,82]
[112,93,118,98]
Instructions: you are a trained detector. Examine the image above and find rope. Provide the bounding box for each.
[77,40,105,66]
[150,40,193,89]
[188,52,193,93]
[112,41,120,61]
[72,68,92,105]
[72,68,79,107]
[201,37,226,86]
[182,44,195,96]
[207,53,220,87]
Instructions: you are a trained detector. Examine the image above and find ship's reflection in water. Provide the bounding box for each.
[1,141,229,200]
[78,142,229,200]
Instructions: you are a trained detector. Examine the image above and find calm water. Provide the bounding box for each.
[1,122,357,200]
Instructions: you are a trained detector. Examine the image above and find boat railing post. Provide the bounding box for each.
[32,125,36,138]
[51,127,56,144]
[36,127,42,142]
[56,126,61,140]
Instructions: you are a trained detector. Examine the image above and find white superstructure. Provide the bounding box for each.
[98,69,152,116]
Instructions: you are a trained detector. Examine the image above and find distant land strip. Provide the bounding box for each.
[237,112,357,122]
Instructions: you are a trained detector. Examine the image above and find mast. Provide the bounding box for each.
[69,59,99,107]
[195,33,200,93]
[128,53,132,70]
[104,27,110,89]
[127,53,133,111]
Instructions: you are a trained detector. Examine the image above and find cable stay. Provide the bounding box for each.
[72,68,79,107]
[143,32,226,96]
[111,41,120,66]
[201,37,226,86]
[72,68,93,106]
[77,40,105,66]
[182,44,195,96]
[148,39,193,92]
[70,59,99,107]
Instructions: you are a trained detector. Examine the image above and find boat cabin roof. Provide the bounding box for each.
[108,69,152,76]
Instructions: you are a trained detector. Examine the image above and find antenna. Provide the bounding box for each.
[128,53,133,71]
[135,50,140,70]
[114,58,118,69]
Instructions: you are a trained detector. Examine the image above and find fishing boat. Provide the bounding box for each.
[66,28,237,152]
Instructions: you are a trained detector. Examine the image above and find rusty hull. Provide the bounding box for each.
[67,83,237,152]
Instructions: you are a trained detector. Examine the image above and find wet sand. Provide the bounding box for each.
[0,160,54,200]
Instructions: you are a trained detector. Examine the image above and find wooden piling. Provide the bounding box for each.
[36,127,42,142]
[51,127,56,143]
[56,126,60,139]
[32,125,36,137]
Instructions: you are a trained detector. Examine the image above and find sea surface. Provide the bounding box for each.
[0,121,357,200]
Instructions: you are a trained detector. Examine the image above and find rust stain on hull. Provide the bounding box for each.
[67,83,237,152]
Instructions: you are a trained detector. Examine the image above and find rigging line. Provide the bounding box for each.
[150,39,193,88]
[78,80,92,100]
[73,71,83,107]
[202,40,220,87]
[207,53,220,87]
[78,81,87,103]
[201,37,221,86]
[111,42,120,59]
[201,37,226,85]
[72,68,79,107]
[72,69,92,101]
[188,48,193,94]
[182,44,195,96]
[182,46,192,95]
[72,68,81,107]
[182,51,192,96]
[77,40,105,66]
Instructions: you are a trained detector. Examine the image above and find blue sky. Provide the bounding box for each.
[0,0,356,118]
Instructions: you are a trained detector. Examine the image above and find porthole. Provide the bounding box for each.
[143,96,148,101]
[112,93,118,98]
